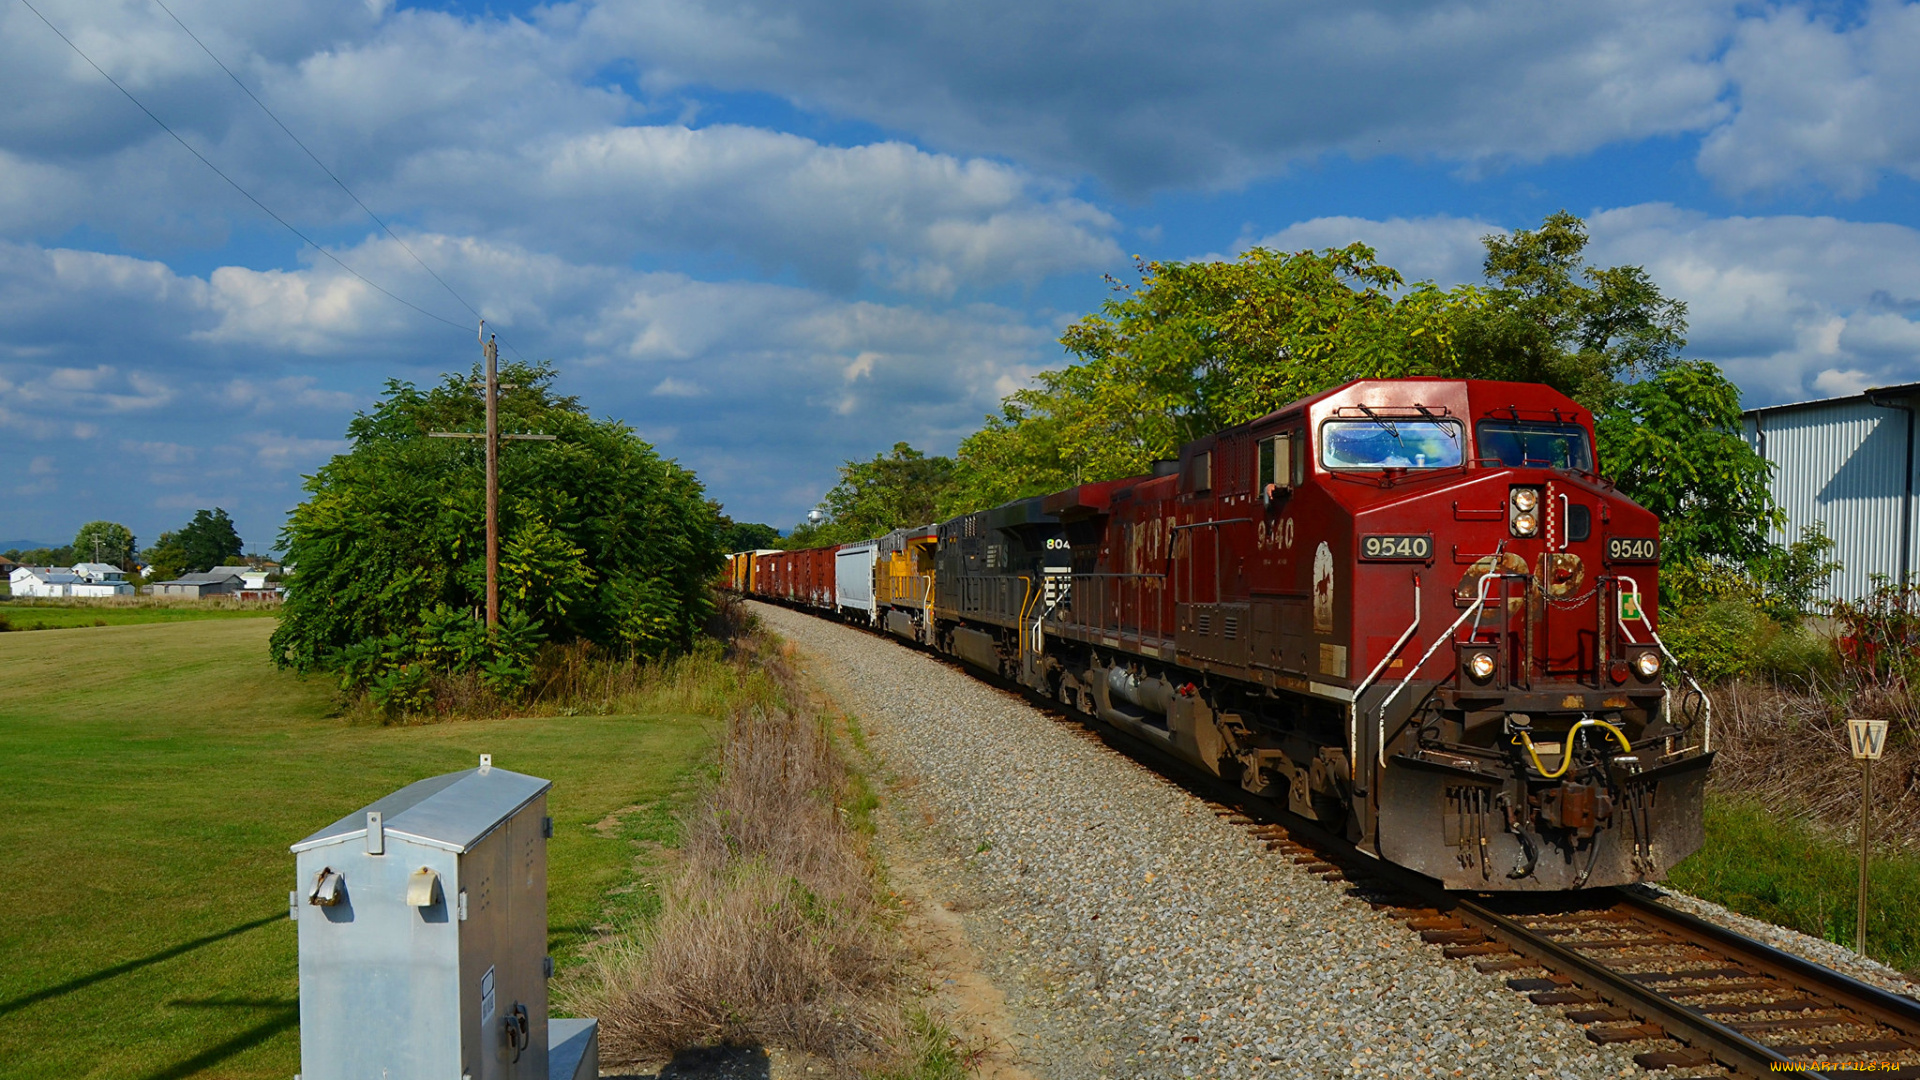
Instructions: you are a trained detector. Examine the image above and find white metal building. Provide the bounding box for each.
[7,563,135,598]
[1742,382,1919,601]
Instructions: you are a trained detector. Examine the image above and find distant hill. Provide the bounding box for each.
[0,540,60,552]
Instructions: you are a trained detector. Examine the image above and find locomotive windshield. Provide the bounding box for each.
[1319,419,1463,470]
[1476,421,1593,470]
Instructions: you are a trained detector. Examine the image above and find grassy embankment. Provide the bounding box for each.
[1668,677,1920,977]
[0,618,728,1080]
[1673,795,1920,975]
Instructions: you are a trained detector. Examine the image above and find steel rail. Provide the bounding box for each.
[1615,887,1920,1039]
[1450,896,1805,1077]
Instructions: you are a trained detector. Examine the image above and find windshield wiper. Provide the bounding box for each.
[1354,404,1400,439]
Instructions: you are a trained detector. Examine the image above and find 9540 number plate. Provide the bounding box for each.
[1606,536,1659,562]
[1360,534,1434,561]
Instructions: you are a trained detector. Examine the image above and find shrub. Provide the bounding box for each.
[271,362,725,691]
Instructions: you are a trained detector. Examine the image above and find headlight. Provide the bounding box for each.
[1468,651,1496,681]
[1634,651,1661,678]
[1512,513,1538,536]
[1511,487,1539,512]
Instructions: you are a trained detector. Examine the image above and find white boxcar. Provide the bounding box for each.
[835,541,878,624]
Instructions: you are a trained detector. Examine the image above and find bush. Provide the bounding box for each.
[271,362,726,714]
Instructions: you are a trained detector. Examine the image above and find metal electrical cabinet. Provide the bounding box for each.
[291,756,553,1080]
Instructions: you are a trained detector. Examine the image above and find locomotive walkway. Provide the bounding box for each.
[751,602,1647,1079]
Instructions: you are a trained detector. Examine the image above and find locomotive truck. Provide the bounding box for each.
[727,377,1712,892]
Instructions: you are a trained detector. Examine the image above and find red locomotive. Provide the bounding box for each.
[729,377,1711,891]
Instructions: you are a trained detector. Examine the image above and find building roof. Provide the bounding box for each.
[72,562,125,575]
[1744,381,1920,419]
[207,564,253,577]
[12,567,82,584]
[155,570,245,586]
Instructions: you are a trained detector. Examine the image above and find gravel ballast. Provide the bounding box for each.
[753,603,1647,1079]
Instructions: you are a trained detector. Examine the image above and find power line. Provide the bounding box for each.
[146,0,489,333]
[16,0,475,339]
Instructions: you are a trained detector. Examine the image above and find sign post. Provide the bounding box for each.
[1848,717,1889,955]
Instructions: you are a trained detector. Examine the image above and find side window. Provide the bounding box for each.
[1258,432,1301,498]
[1185,450,1212,494]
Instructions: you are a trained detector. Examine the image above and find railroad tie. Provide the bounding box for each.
[1529,989,1600,1006]
[1630,1047,1714,1071]
[1585,1022,1665,1044]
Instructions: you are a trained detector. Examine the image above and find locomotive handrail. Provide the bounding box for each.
[1349,574,1422,779]
[1377,570,1500,768]
[1617,574,1713,753]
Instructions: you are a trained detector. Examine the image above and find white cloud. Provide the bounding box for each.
[582,0,1736,191]
[398,125,1121,294]
[0,232,1058,536]
[1241,215,1494,286]
[1698,2,1920,196]
[0,3,1118,296]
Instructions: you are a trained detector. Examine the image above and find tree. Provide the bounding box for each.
[1454,211,1689,409]
[780,442,962,546]
[1594,362,1782,567]
[72,522,137,568]
[270,362,725,682]
[713,512,780,553]
[948,244,1472,508]
[144,509,243,579]
[938,212,1780,568]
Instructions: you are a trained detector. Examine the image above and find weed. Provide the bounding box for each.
[558,638,902,1069]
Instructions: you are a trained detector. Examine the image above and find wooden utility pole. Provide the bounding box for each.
[484,331,500,628]
[429,321,555,630]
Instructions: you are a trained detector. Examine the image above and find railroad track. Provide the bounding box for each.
[1004,677,1920,1080]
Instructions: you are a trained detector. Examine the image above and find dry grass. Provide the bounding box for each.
[557,636,903,1071]
[1707,675,1920,851]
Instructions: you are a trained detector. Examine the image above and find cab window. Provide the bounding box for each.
[1320,419,1463,470]
[1476,421,1592,470]
[1258,431,1304,490]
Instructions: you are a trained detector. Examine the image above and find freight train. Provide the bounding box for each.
[728,378,1713,891]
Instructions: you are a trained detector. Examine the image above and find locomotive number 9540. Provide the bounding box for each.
[1606,536,1659,562]
[1360,534,1433,561]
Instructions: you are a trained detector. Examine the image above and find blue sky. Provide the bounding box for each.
[3,0,1919,551]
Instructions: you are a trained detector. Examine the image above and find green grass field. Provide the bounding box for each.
[0,619,716,1080]
[1671,793,1920,976]
[0,600,277,632]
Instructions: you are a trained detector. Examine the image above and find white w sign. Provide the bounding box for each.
[1849,718,1890,761]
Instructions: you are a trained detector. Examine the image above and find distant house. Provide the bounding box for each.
[150,569,245,599]
[9,563,135,598]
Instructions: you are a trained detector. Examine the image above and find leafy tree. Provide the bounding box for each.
[7,545,75,566]
[936,211,1780,568]
[949,245,1468,508]
[1593,362,1781,567]
[1454,211,1688,408]
[270,361,725,684]
[780,442,961,546]
[145,508,243,578]
[714,512,780,553]
[72,521,136,568]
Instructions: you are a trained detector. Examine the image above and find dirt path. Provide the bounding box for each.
[789,635,1043,1080]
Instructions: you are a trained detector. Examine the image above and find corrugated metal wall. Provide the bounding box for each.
[1743,396,1915,601]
